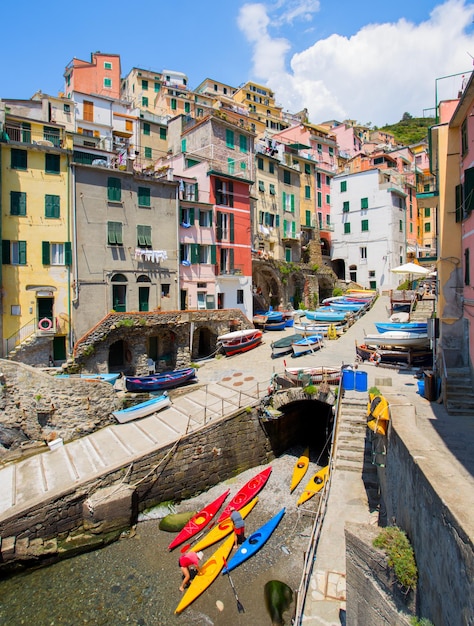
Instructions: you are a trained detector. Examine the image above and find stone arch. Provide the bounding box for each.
[137,274,151,283]
[147,328,177,370]
[252,262,283,311]
[332,259,346,281]
[108,339,133,370]
[191,325,217,360]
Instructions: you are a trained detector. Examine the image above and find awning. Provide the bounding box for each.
[288,142,311,150]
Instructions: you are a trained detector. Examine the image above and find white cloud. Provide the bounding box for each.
[238,0,474,126]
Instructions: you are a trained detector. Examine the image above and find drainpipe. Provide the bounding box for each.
[71,163,79,304]
[176,178,180,309]
[66,151,73,353]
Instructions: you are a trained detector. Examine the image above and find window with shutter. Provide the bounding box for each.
[11,149,27,170]
[305,185,311,199]
[361,197,368,209]
[344,222,351,234]
[42,241,50,265]
[361,219,369,232]
[143,122,150,135]
[226,129,234,149]
[65,242,72,266]
[10,191,26,216]
[83,101,94,121]
[108,177,122,202]
[258,180,265,192]
[45,195,60,218]
[45,154,60,174]
[145,147,152,159]
[108,222,123,245]
[239,134,247,153]
[269,183,276,195]
[137,225,152,247]
[138,187,151,207]
[343,201,350,212]
[341,180,347,192]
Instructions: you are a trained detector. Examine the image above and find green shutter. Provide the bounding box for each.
[226,129,234,149]
[181,139,187,153]
[191,244,200,264]
[282,191,286,210]
[258,180,265,192]
[145,147,152,159]
[138,187,151,206]
[344,222,351,234]
[42,241,50,265]
[276,215,280,227]
[160,127,167,139]
[2,240,11,264]
[259,211,264,225]
[290,194,295,213]
[229,213,234,242]
[189,207,195,224]
[45,153,60,174]
[143,122,150,135]
[305,163,311,174]
[45,195,60,218]
[341,180,347,192]
[208,207,212,226]
[228,158,235,174]
[137,225,146,246]
[216,211,223,241]
[229,248,234,271]
[239,134,247,153]
[361,219,369,232]
[18,241,27,265]
[305,185,311,199]
[10,191,26,216]
[291,221,296,237]
[171,98,177,110]
[343,201,350,212]
[108,177,122,202]
[305,210,311,226]
[210,245,216,265]
[65,242,72,266]
[11,149,27,170]
[455,184,462,222]
[361,197,368,209]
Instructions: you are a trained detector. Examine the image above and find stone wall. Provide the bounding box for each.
[0,360,119,460]
[0,405,275,572]
[345,523,415,625]
[378,399,474,626]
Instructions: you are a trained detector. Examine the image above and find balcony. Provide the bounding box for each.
[320,223,334,232]
[215,264,245,277]
[3,124,64,148]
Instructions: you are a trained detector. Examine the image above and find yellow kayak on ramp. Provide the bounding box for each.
[192,497,258,553]
[297,465,329,506]
[290,447,309,493]
[175,534,234,614]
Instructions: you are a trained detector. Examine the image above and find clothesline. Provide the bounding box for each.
[134,248,168,263]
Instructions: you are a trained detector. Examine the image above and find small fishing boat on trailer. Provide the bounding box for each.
[271,333,303,358]
[112,392,171,423]
[284,366,341,385]
[217,328,263,356]
[291,334,324,357]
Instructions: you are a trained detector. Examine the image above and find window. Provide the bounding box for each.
[142,79,148,90]
[180,244,191,264]
[455,184,463,222]
[424,207,431,218]
[107,177,122,202]
[2,240,27,265]
[227,158,235,175]
[360,247,367,259]
[329,147,334,157]
[237,289,244,304]
[465,248,470,285]
[137,225,152,247]
[10,191,26,216]
[257,157,264,170]
[107,221,123,245]
[162,283,170,297]
[104,61,112,70]
[317,192,322,208]
[361,197,368,209]
[181,139,187,153]
[45,153,60,174]
[199,245,211,264]
[183,182,199,201]
[461,119,468,155]
[269,183,276,195]
[11,149,27,170]
[199,209,212,227]
[343,201,350,213]
[104,78,112,88]
[138,187,151,207]
[304,163,311,175]
[269,162,274,174]
[317,143,322,155]
[160,127,167,140]
[326,194,330,204]
[50,243,66,265]
[340,180,347,192]
[258,180,265,192]
[326,175,330,185]
[64,103,71,113]
[424,222,431,232]
[283,170,291,185]
[239,135,247,153]
[318,212,323,228]
[180,206,195,226]
[184,102,190,113]
[226,129,235,149]
[145,147,152,159]
[305,210,312,227]
[171,98,177,110]
[142,96,148,107]
[219,247,234,274]
[399,220,403,232]
[316,172,321,189]
[216,211,234,242]
[361,219,369,232]
[45,194,60,218]
[282,192,295,213]
[344,223,351,234]
[305,185,311,199]
[83,100,94,121]
[154,82,160,92]
[143,122,150,135]
[215,180,233,207]
[11,305,21,316]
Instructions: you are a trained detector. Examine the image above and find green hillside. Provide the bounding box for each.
[380,113,434,146]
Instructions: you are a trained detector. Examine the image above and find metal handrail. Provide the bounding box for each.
[5,318,36,355]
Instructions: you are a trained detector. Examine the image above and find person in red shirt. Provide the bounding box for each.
[178,550,203,592]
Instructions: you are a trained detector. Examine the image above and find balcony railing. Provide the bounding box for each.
[3,124,63,148]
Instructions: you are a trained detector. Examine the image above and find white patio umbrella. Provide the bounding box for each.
[391,262,430,287]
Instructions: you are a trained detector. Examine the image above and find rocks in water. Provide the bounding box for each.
[264,580,293,626]
[159,510,197,532]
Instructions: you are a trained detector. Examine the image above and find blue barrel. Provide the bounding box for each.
[342,368,355,390]
[355,370,368,392]
[417,380,425,396]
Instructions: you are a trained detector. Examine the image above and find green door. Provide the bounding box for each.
[113,285,127,312]
[53,336,67,361]
[139,286,149,311]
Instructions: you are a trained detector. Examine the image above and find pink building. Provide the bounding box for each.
[64,52,121,100]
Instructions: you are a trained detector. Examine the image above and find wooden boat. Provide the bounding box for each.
[192,498,259,552]
[168,489,230,551]
[290,448,309,492]
[223,508,286,574]
[175,534,234,614]
[222,507,285,574]
[364,331,429,348]
[271,333,303,358]
[112,393,171,423]
[294,322,346,337]
[217,328,263,356]
[291,334,324,357]
[324,301,366,312]
[55,373,120,385]
[125,367,196,392]
[285,366,341,385]
[374,322,428,334]
[355,342,433,367]
[297,466,329,506]
[306,309,348,322]
[217,467,272,522]
[366,394,390,435]
[265,310,284,322]
[252,314,268,327]
[264,319,287,331]
[389,312,409,323]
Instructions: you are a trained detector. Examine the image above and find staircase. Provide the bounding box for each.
[445,368,474,415]
[334,393,381,513]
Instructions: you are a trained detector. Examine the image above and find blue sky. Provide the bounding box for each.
[1,0,474,126]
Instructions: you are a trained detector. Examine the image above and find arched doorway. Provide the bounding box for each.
[111,273,127,312]
[137,274,151,312]
[192,326,214,359]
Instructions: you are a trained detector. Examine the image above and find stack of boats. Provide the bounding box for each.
[358,319,432,367]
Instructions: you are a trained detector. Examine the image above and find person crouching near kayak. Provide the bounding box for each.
[229,506,245,549]
[178,550,203,592]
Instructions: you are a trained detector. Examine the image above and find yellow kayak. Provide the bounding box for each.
[297,465,329,506]
[175,534,234,614]
[192,497,259,552]
[290,447,309,493]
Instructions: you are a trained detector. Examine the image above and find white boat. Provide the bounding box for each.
[294,322,345,337]
[285,366,341,385]
[217,328,263,356]
[291,334,324,357]
[364,331,430,348]
[112,393,171,423]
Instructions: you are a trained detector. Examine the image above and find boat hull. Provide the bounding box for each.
[306,310,348,322]
[285,366,341,385]
[374,322,428,334]
[175,534,234,614]
[125,368,196,392]
[271,334,303,358]
[218,329,263,356]
[297,466,329,506]
[290,448,309,492]
[112,393,171,423]
[364,332,429,348]
[356,343,432,366]
[291,335,323,357]
[223,508,286,573]
[217,467,272,522]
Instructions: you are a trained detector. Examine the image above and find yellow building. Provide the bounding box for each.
[1,104,72,362]
[232,81,288,138]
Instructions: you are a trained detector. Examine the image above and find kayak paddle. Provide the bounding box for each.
[223,556,245,613]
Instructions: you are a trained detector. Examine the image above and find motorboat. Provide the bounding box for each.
[217,328,263,356]
[112,393,171,423]
[291,334,324,357]
[364,331,430,348]
[125,367,197,392]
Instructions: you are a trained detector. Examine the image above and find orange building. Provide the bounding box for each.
[64,52,121,100]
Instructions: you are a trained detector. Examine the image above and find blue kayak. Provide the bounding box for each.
[223,508,285,574]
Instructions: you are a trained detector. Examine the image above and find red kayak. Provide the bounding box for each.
[217,467,272,522]
[168,489,229,551]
